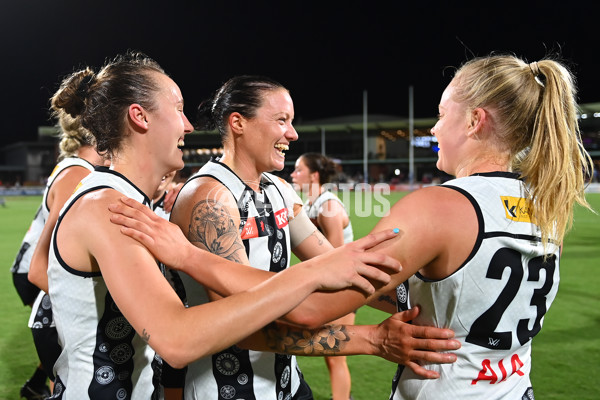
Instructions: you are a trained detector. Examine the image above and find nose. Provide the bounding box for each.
[183,113,194,134]
[430,124,437,136]
[287,124,299,142]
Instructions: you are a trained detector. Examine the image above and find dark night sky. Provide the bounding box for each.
[1,1,598,146]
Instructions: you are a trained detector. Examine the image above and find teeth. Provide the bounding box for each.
[274,144,289,152]
[178,139,185,147]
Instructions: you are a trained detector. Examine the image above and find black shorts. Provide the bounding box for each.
[292,372,314,400]
[32,326,61,382]
[12,272,40,306]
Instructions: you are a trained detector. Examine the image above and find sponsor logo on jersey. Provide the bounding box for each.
[241,217,258,239]
[274,208,289,229]
[500,196,533,223]
[240,216,274,239]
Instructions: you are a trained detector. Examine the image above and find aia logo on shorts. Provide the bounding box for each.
[274,208,288,229]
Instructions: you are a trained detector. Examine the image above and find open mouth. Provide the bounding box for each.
[177,138,185,148]
[274,143,289,157]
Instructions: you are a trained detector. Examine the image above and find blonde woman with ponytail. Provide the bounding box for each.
[12,105,104,399]
[362,54,593,399]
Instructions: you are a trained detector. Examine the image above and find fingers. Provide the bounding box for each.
[410,324,457,341]
[410,348,458,364]
[109,196,157,222]
[354,229,400,251]
[355,263,392,285]
[348,274,376,295]
[109,211,152,235]
[406,362,441,379]
[356,250,401,273]
[410,337,461,352]
[394,307,419,322]
[118,226,154,248]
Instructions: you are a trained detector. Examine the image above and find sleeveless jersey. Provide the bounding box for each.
[179,159,304,400]
[305,190,354,244]
[390,172,560,400]
[12,157,94,275]
[26,158,96,330]
[152,191,170,221]
[47,167,156,400]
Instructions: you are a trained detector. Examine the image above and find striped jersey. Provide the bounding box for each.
[179,159,304,400]
[305,190,354,244]
[26,157,96,330]
[390,172,559,400]
[48,167,156,400]
[12,157,94,275]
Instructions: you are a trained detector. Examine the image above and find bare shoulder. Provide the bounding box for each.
[370,185,478,277]
[320,196,346,215]
[68,188,127,235]
[171,176,240,233]
[384,185,472,224]
[177,176,235,207]
[58,188,130,272]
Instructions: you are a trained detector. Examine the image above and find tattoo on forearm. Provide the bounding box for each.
[263,323,350,355]
[188,199,245,263]
[378,294,397,307]
[141,328,150,343]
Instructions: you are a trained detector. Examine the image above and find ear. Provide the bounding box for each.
[128,104,149,131]
[310,171,320,183]
[228,112,245,135]
[467,107,486,137]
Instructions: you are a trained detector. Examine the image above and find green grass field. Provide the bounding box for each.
[0,193,598,399]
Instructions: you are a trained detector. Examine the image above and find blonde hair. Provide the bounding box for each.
[53,109,96,160]
[452,55,593,246]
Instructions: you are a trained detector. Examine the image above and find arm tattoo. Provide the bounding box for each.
[187,199,245,263]
[263,323,350,355]
[141,328,151,343]
[378,294,397,307]
[310,231,324,246]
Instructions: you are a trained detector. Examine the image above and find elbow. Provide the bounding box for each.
[152,334,213,369]
[159,352,188,370]
[282,309,327,330]
[27,271,44,292]
[154,340,196,369]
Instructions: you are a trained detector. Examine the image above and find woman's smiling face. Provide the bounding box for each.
[240,88,298,174]
[430,83,470,176]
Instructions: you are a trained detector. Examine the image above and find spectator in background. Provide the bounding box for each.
[292,152,355,400]
[14,105,104,399]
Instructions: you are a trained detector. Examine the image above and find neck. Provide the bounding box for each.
[306,183,323,203]
[454,159,510,178]
[111,145,165,200]
[76,145,104,166]
[220,148,262,192]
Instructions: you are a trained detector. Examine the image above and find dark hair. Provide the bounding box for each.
[196,75,287,138]
[51,51,165,156]
[300,153,337,185]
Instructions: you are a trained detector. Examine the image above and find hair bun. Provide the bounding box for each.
[76,73,96,100]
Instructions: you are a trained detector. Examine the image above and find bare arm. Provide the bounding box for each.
[316,198,348,248]
[108,186,474,377]
[63,189,400,369]
[237,306,459,379]
[109,181,399,321]
[28,166,91,292]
